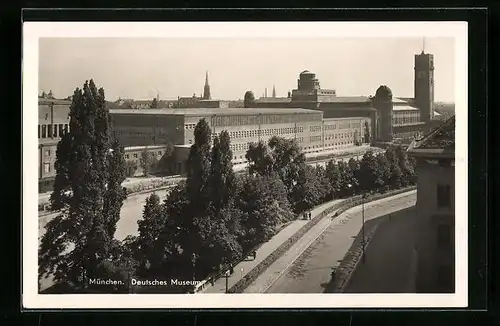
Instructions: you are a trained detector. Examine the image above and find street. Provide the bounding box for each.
[260,191,416,293]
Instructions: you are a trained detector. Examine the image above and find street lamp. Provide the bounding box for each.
[361,193,368,264]
[224,269,230,293]
[191,253,197,282]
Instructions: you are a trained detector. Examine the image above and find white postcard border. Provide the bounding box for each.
[23,21,468,309]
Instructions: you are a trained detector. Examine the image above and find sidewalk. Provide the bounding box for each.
[200,198,345,293]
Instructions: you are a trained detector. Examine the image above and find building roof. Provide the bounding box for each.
[124,144,170,151]
[407,115,455,156]
[320,96,371,103]
[38,98,72,105]
[109,107,321,116]
[393,105,420,111]
[255,97,292,103]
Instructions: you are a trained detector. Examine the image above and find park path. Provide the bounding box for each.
[200,199,344,293]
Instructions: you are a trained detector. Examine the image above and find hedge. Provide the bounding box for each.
[226,185,416,293]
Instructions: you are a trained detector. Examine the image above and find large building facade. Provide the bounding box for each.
[38,98,71,192]
[407,116,455,293]
[255,50,441,144]
[110,108,371,174]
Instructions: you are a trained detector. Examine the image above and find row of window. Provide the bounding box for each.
[310,135,322,142]
[210,113,321,128]
[325,132,356,141]
[310,125,322,132]
[393,115,420,125]
[124,151,163,160]
[207,127,306,141]
[38,123,69,139]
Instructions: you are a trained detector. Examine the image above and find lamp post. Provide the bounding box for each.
[361,193,368,264]
[191,253,197,282]
[224,269,230,293]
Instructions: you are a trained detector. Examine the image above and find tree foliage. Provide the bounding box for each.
[40,80,126,290]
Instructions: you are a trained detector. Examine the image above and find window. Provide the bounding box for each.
[38,125,40,139]
[133,153,138,159]
[59,124,64,136]
[45,149,50,156]
[42,125,47,138]
[437,184,451,208]
[64,124,69,133]
[157,151,162,156]
[125,154,129,159]
[44,162,50,173]
[53,126,58,137]
[48,125,53,137]
[189,140,192,144]
[437,224,452,247]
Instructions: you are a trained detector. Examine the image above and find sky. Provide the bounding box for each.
[39,37,455,102]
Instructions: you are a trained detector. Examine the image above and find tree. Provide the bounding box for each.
[236,173,293,250]
[150,98,158,109]
[39,79,125,291]
[347,158,361,195]
[325,160,341,199]
[157,141,175,173]
[364,121,371,144]
[135,194,165,277]
[246,141,274,176]
[359,150,379,193]
[268,136,306,194]
[139,150,153,176]
[290,165,323,213]
[385,145,403,189]
[375,153,391,191]
[209,130,235,216]
[244,91,256,108]
[186,119,212,214]
[103,139,127,236]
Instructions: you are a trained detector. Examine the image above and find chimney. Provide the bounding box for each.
[265,88,267,98]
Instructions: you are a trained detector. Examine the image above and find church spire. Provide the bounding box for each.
[203,71,211,100]
[272,84,276,98]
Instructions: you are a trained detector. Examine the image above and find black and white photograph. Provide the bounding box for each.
[23,22,467,309]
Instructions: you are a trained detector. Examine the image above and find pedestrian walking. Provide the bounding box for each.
[309,211,312,220]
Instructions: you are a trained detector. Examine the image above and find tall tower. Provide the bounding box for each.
[272,85,276,98]
[203,71,211,100]
[374,85,394,142]
[414,45,435,122]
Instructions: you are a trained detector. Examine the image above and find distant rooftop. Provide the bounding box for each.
[109,107,321,116]
[38,98,72,105]
[407,115,455,156]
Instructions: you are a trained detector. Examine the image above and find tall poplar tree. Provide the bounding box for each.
[39,80,125,291]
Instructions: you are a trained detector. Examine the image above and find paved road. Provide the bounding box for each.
[343,206,418,293]
[261,191,416,294]
[201,199,344,293]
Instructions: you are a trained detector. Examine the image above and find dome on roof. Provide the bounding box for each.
[375,85,393,99]
[300,70,314,75]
